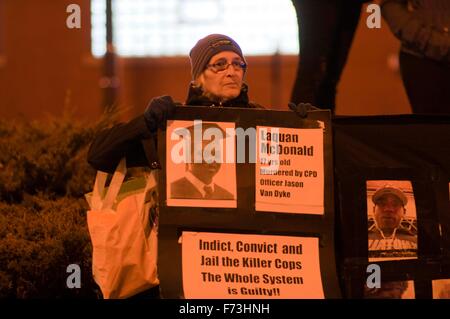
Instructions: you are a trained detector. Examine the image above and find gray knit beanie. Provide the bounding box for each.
[189,34,246,80]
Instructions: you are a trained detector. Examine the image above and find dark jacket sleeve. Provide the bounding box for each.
[87,115,154,173]
[381,0,450,63]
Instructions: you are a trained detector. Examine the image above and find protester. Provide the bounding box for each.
[88,34,262,174]
[290,0,372,113]
[87,34,263,298]
[381,0,450,114]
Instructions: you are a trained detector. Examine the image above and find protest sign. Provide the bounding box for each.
[256,126,324,214]
[181,231,324,299]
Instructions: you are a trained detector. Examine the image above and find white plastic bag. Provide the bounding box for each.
[85,159,159,299]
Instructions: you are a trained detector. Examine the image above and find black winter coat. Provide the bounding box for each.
[87,83,261,173]
[381,0,450,64]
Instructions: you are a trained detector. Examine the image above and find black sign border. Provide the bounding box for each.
[157,106,339,299]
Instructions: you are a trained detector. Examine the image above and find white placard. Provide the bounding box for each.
[255,126,324,214]
[181,231,324,299]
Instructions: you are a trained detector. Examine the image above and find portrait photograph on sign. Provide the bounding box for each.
[255,125,325,215]
[180,231,324,299]
[366,180,417,261]
[432,279,450,299]
[166,120,237,208]
[364,280,415,299]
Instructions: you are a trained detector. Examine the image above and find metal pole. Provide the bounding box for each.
[101,0,119,110]
[270,49,282,109]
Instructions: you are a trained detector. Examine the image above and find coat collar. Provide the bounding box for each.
[185,82,250,107]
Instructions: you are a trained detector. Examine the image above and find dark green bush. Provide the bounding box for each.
[0,111,114,298]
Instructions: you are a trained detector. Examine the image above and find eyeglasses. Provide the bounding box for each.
[206,59,247,73]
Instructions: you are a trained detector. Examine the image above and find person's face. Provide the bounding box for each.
[197,51,245,102]
[373,194,405,232]
[189,138,221,184]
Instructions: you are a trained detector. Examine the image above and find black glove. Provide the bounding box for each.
[288,102,319,118]
[144,95,176,132]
